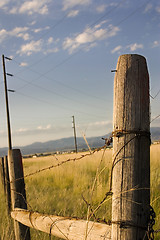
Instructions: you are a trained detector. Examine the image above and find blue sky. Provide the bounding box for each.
[0,0,160,148]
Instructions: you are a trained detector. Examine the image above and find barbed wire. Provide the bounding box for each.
[1,131,160,239]
[11,145,106,183]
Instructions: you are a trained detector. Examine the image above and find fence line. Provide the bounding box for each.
[11,145,107,182]
[1,54,160,240]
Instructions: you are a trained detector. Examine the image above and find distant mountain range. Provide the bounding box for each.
[0,127,160,156]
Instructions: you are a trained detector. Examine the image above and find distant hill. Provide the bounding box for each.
[150,127,160,141]
[0,134,110,156]
[20,134,111,155]
[0,127,160,156]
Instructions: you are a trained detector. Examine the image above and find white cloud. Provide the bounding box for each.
[30,21,36,26]
[127,43,143,51]
[0,29,8,43]
[47,37,59,45]
[111,45,122,54]
[18,33,30,41]
[37,124,51,130]
[17,128,28,133]
[19,62,28,67]
[0,26,30,43]
[96,4,107,13]
[48,37,54,44]
[10,0,51,15]
[88,121,111,127]
[67,10,79,17]
[33,26,49,33]
[63,0,91,11]
[17,37,60,56]
[44,47,59,54]
[63,23,120,54]
[34,28,43,33]
[152,41,160,48]
[143,3,152,13]
[94,20,108,29]
[0,0,10,8]
[17,40,43,56]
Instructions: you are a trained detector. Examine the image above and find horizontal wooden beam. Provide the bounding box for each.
[11,208,111,240]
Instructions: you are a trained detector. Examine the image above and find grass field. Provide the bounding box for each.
[0,145,160,240]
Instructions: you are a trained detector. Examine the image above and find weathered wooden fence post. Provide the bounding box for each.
[4,155,11,213]
[8,149,31,240]
[0,157,6,193]
[112,54,150,239]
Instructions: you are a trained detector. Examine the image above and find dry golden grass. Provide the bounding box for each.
[0,145,160,239]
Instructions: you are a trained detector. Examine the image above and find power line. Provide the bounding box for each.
[150,114,160,123]
[13,0,127,74]
[150,89,160,99]
[15,90,107,119]
[12,62,107,102]
[12,0,152,97]
[13,11,70,63]
[14,75,106,111]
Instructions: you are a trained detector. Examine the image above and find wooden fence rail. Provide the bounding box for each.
[11,208,111,240]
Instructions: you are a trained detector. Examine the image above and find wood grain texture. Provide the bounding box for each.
[3,155,11,213]
[8,149,31,240]
[11,208,111,240]
[112,54,150,240]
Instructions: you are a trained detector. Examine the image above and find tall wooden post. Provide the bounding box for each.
[4,155,11,213]
[0,157,6,193]
[112,54,150,239]
[8,149,31,240]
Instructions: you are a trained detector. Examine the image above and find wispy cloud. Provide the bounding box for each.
[13,124,71,137]
[44,47,59,55]
[17,38,60,56]
[111,43,144,54]
[47,37,54,44]
[0,0,10,9]
[152,40,160,48]
[47,37,59,45]
[63,22,120,54]
[0,27,30,43]
[17,40,43,56]
[62,0,91,11]
[19,62,28,67]
[33,26,50,33]
[17,128,28,133]
[111,45,122,54]
[10,0,51,15]
[96,4,107,13]
[126,43,143,51]
[143,3,153,13]
[67,9,79,17]
[37,124,51,130]
[87,121,112,127]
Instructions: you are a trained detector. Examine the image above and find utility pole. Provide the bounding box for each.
[72,116,78,153]
[2,55,31,240]
[2,54,13,150]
